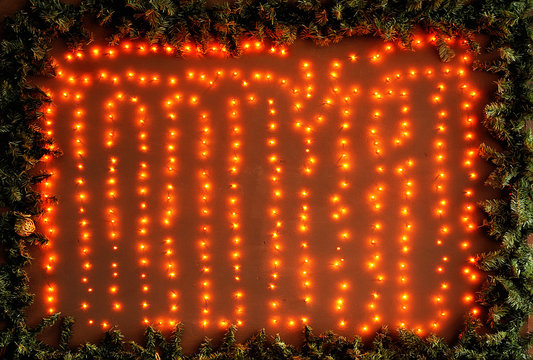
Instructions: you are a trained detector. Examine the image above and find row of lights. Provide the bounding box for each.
[54,62,474,110]
[61,33,471,65]
[63,41,288,62]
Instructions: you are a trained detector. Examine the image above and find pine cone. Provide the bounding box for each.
[14,213,35,237]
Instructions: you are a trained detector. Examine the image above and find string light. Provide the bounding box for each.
[163,94,180,319]
[40,95,58,314]
[40,39,487,336]
[228,97,244,326]
[104,97,121,313]
[267,96,283,326]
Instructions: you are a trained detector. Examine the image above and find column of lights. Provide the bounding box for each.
[428,71,452,333]
[104,98,122,319]
[266,97,283,327]
[427,77,452,331]
[290,60,316,329]
[40,95,58,315]
[364,179,384,333]
[387,75,414,330]
[384,71,412,148]
[362,82,388,333]
[326,59,353,330]
[197,108,212,329]
[369,95,385,157]
[68,89,97,322]
[90,70,119,329]
[163,92,181,325]
[58,72,94,322]
[269,68,289,328]
[364,58,391,332]
[135,100,151,326]
[227,97,244,328]
[183,64,215,329]
[459,78,481,317]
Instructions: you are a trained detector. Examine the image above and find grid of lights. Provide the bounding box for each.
[38,36,483,335]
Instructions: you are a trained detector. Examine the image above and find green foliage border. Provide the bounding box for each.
[0,0,532,359]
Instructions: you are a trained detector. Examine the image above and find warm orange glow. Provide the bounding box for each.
[38,40,488,336]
